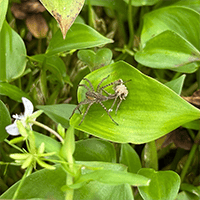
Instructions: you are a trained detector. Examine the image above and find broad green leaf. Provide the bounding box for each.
[36,104,77,128]
[0,0,8,31]
[138,168,180,200]
[0,21,27,82]
[141,141,158,170]
[124,0,160,6]
[140,6,200,49]
[165,75,186,95]
[78,48,113,71]
[74,138,116,162]
[135,30,200,73]
[30,54,72,85]
[70,61,200,144]
[120,143,141,173]
[0,163,134,200]
[182,120,200,130]
[173,0,200,13]
[0,100,11,141]
[39,0,85,39]
[176,191,200,200]
[46,23,113,56]
[70,170,150,189]
[0,83,30,102]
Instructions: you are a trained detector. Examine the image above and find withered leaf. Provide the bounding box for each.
[162,128,192,150]
[39,0,85,39]
[26,14,48,39]
[183,89,200,107]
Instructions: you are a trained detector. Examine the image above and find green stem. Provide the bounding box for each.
[180,130,200,182]
[128,0,134,49]
[30,120,64,143]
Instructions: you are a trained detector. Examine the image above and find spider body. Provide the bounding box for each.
[69,75,118,126]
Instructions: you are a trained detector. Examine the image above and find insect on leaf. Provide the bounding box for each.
[39,0,85,39]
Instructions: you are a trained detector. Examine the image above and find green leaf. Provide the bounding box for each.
[182,120,200,130]
[0,82,30,102]
[78,48,113,71]
[165,75,186,95]
[46,23,113,56]
[39,0,85,39]
[135,30,200,73]
[138,168,180,200]
[119,143,141,173]
[0,0,8,31]
[0,21,27,82]
[180,183,200,197]
[141,141,158,170]
[70,170,150,189]
[0,100,11,141]
[176,190,200,200]
[70,61,200,144]
[124,0,160,6]
[140,6,200,49]
[36,104,77,128]
[0,163,134,200]
[136,6,200,73]
[74,138,116,162]
[30,54,72,85]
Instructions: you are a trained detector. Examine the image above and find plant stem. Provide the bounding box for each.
[128,0,134,49]
[30,120,64,143]
[180,130,200,182]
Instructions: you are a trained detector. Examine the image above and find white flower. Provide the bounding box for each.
[5,97,34,136]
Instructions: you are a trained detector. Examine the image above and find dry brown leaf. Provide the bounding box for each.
[26,14,48,38]
[183,89,200,107]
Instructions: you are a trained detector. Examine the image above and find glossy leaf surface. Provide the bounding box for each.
[138,168,180,200]
[39,0,85,39]
[46,23,113,56]
[124,0,160,6]
[70,61,200,144]
[0,21,27,82]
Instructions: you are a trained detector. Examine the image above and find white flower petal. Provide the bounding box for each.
[22,97,34,117]
[5,123,20,136]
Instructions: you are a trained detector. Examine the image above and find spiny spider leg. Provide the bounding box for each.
[83,78,95,91]
[108,95,118,112]
[99,101,118,125]
[97,75,110,92]
[79,102,94,125]
[78,84,90,91]
[69,99,91,119]
[99,81,116,93]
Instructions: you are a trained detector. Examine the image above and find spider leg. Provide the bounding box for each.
[102,89,113,96]
[78,84,90,91]
[97,75,110,92]
[69,99,91,119]
[79,102,94,125]
[115,98,123,115]
[99,101,118,125]
[82,78,95,91]
[108,95,118,112]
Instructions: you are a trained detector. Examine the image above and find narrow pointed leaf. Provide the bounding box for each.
[70,61,200,144]
[0,0,8,31]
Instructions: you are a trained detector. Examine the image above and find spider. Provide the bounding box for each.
[108,79,131,115]
[69,75,118,126]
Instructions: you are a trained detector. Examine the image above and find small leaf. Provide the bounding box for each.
[39,0,85,39]
[38,142,45,154]
[46,23,113,56]
[138,168,181,200]
[21,155,33,169]
[0,21,27,82]
[0,100,11,141]
[165,75,186,95]
[36,158,55,170]
[119,143,141,173]
[180,183,200,197]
